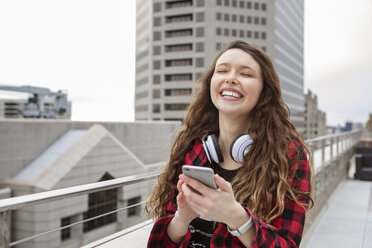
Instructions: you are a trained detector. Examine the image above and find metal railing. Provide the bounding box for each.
[0,171,160,248]
[0,130,364,248]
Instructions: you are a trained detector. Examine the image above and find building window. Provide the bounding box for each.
[224,13,229,21]
[153,46,161,55]
[153,75,160,84]
[224,0,229,6]
[231,14,237,22]
[196,42,204,52]
[261,17,266,25]
[232,0,237,7]
[224,28,230,36]
[153,89,160,99]
[254,31,259,39]
[128,196,142,217]
[165,58,192,67]
[165,43,193,52]
[254,16,259,24]
[247,16,252,23]
[216,42,222,50]
[239,15,244,23]
[254,2,259,10]
[261,32,266,40]
[165,14,193,23]
[261,3,266,11]
[166,0,193,8]
[165,104,189,111]
[83,173,117,233]
[153,104,160,113]
[196,57,204,67]
[196,27,205,37]
[196,12,205,22]
[247,1,252,9]
[165,74,192,81]
[153,60,161,70]
[216,28,222,35]
[246,30,252,38]
[153,31,161,41]
[153,17,161,27]
[217,0,222,5]
[165,29,193,38]
[165,89,192,96]
[216,12,222,20]
[153,2,161,12]
[232,29,237,37]
[239,1,244,8]
[239,30,244,38]
[61,217,71,241]
[196,0,205,7]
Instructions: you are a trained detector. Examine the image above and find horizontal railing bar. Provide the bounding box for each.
[0,171,160,212]
[9,201,147,247]
[81,219,154,248]
[305,129,362,143]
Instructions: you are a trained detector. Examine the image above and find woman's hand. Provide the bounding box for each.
[179,173,248,227]
[174,178,199,224]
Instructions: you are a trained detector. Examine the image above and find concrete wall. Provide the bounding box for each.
[0,119,181,181]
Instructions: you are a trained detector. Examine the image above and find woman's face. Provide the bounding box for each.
[210,48,264,119]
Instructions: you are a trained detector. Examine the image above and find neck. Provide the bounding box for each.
[217,112,250,167]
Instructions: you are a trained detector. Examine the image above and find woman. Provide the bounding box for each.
[146,40,313,248]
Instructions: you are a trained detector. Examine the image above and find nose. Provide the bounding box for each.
[225,71,238,84]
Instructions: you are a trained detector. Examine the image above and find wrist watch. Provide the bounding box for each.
[227,216,253,236]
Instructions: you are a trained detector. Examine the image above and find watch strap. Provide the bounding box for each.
[227,216,253,236]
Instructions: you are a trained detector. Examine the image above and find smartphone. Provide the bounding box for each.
[182,165,217,189]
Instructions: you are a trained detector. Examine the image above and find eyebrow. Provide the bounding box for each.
[216,63,257,73]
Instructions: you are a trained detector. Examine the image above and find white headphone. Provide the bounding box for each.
[202,134,253,164]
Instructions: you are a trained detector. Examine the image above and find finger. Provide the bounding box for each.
[181,182,205,203]
[214,174,232,192]
[179,174,217,196]
[177,179,184,194]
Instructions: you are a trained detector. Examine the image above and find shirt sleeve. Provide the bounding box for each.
[248,138,311,248]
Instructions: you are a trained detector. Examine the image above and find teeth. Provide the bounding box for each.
[222,91,241,98]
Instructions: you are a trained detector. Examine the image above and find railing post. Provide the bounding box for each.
[337,136,340,157]
[321,139,326,168]
[0,210,10,248]
[330,137,334,161]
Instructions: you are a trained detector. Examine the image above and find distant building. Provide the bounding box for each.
[366,113,372,138]
[135,0,306,133]
[304,90,326,139]
[0,85,71,119]
[0,120,180,248]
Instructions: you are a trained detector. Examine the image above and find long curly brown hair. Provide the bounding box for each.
[146,40,314,224]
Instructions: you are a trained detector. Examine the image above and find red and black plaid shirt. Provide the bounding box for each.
[148,137,311,248]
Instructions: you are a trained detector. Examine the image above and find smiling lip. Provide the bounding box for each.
[219,88,243,100]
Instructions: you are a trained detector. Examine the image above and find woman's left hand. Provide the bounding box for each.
[178,173,243,225]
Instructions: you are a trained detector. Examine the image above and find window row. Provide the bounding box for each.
[152,103,189,113]
[153,73,202,84]
[153,58,204,69]
[137,88,193,100]
[216,0,266,10]
[154,13,205,26]
[154,28,205,40]
[154,43,204,54]
[216,13,266,25]
[216,28,266,39]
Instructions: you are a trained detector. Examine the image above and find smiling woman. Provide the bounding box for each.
[146,40,314,248]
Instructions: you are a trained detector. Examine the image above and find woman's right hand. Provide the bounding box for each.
[174,177,198,224]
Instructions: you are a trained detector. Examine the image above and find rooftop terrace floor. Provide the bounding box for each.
[304,179,372,248]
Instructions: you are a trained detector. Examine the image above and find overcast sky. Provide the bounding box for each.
[0,0,371,126]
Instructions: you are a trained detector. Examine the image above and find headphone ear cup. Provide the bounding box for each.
[230,134,253,163]
[202,134,224,164]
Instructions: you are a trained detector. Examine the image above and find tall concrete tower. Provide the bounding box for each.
[135,0,305,132]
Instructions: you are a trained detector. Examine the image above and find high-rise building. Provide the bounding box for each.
[304,90,326,139]
[135,0,305,132]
